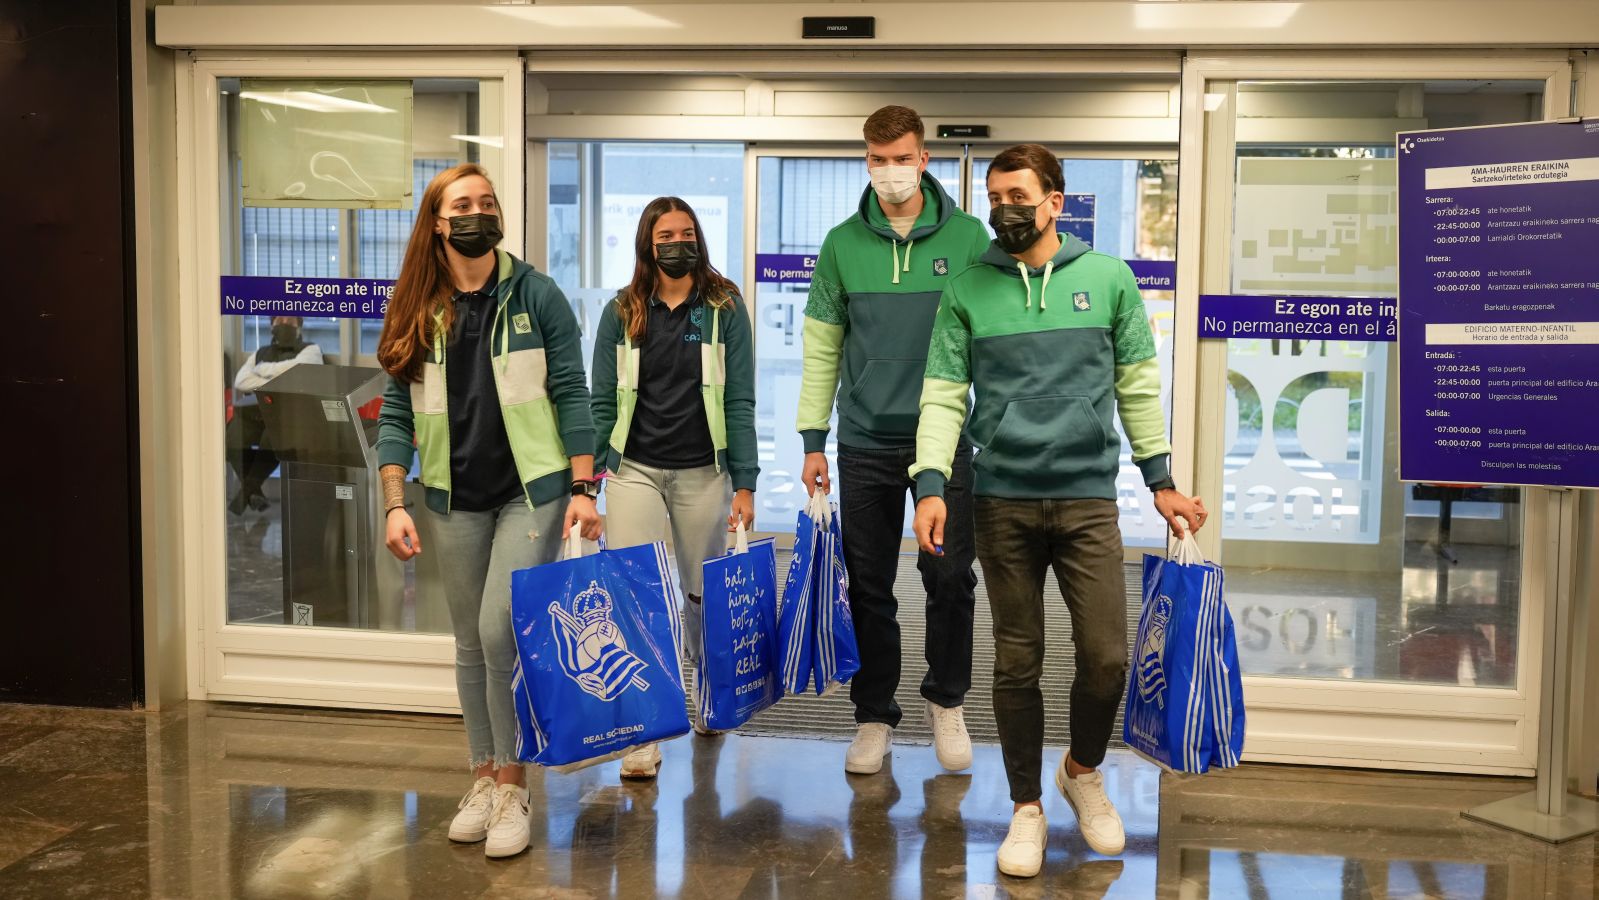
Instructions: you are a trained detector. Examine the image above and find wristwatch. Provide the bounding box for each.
[571,479,599,500]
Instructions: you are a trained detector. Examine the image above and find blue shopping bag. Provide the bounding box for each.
[779,491,861,696]
[777,496,822,696]
[1123,529,1244,774]
[809,496,860,696]
[696,523,783,730]
[510,534,690,771]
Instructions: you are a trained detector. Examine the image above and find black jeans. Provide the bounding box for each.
[837,442,977,728]
[974,497,1127,803]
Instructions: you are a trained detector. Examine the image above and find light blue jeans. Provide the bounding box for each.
[604,460,733,667]
[427,497,563,768]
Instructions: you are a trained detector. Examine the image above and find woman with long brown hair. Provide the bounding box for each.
[589,196,758,780]
[373,163,601,859]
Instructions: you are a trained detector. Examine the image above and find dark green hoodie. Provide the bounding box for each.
[795,173,991,452]
[911,233,1173,501]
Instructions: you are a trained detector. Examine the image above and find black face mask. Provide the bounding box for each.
[655,241,699,279]
[443,213,501,259]
[989,200,1049,255]
[271,324,299,348]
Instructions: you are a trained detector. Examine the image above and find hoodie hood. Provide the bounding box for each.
[979,232,1093,310]
[858,172,960,286]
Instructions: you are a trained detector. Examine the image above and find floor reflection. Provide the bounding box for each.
[0,702,1590,899]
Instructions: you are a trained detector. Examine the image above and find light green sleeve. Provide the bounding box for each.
[910,285,972,500]
[1111,264,1174,487]
[796,239,846,453]
[1114,358,1171,462]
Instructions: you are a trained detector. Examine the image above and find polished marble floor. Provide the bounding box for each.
[0,701,1592,899]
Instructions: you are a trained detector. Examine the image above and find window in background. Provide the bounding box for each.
[546,141,747,380]
[221,76,502,634]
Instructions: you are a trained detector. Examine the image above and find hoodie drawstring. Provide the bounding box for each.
[890,239,915,285]
[1016,260,1056,310]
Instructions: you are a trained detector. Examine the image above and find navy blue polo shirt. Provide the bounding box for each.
[625,293,715,470]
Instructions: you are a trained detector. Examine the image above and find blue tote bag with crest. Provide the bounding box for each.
[510,534,690,771]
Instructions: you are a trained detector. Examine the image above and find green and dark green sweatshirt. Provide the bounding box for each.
[589,289,759,492]
[376,249,594,515]
[911,234,1173,501]
[796,173,991,452]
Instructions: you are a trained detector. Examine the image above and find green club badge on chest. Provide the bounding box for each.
[1072,291,1091,312]
[512,313,533,334]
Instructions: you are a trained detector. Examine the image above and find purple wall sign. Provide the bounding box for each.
[754,254,817,286]
[221,276,395,319]
[1198,294,1397,341]
[1126,259,1177,292]
[1055,193,1096,247]
[759,252,1176,295]
[1398,119,1599,488]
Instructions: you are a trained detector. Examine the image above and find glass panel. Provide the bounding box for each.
[545,141,746,382]
[221,77,505,632]
[1217,80,1540,686]
[752,156,961,534]
[972,155,1180,547]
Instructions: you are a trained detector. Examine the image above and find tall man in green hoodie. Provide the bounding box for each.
[797,106,992,777]
[911,144,1206,878]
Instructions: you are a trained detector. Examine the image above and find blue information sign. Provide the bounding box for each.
[753,254,817,285]
[221,276,394,319]
[1198,294,1397,341]
[1125,259,1176,292]
[1056,193,1096,247]
[1398,119,1599,488]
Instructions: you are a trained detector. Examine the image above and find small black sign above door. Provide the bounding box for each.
[801,17,875,39]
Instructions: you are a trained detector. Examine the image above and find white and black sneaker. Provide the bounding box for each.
[447,776,496,843]
[483,784,530,859]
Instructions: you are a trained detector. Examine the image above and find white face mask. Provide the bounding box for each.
[869,164,920,205]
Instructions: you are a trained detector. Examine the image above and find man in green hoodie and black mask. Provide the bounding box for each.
[796,106,991,778]
[911,144,1207,878]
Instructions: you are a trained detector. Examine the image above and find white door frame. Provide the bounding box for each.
[1172,51,1573,774]
[176,52,525,712]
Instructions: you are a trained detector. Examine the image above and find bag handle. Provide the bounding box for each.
[805,486,832,529]
[562,529,586,561]
[1168,520,1205,566]
[733,518,749,555]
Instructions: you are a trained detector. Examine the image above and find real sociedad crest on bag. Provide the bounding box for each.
[549,580,650,702]
[1136,593,1172,708]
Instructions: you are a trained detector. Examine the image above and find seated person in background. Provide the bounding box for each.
[228,316,323,514]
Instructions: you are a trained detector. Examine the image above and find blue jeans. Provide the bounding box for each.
[427,497,564,768]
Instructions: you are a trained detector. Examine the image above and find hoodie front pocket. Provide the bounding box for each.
[975,395,1106,477]
[845,358,924,437]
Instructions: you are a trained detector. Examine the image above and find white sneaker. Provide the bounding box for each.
[997,805,1048,878]
[483,784,530,858]
[844,723,894,774]
[927,701,973,772]
[619,743,662,780]
[447,776,496,843]
[1056,756,1126,856]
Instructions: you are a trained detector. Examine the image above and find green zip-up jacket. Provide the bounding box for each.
[796,173,991,452]
[375,249,594,514]
[589,289,760,492]
[911,235,1173,501]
